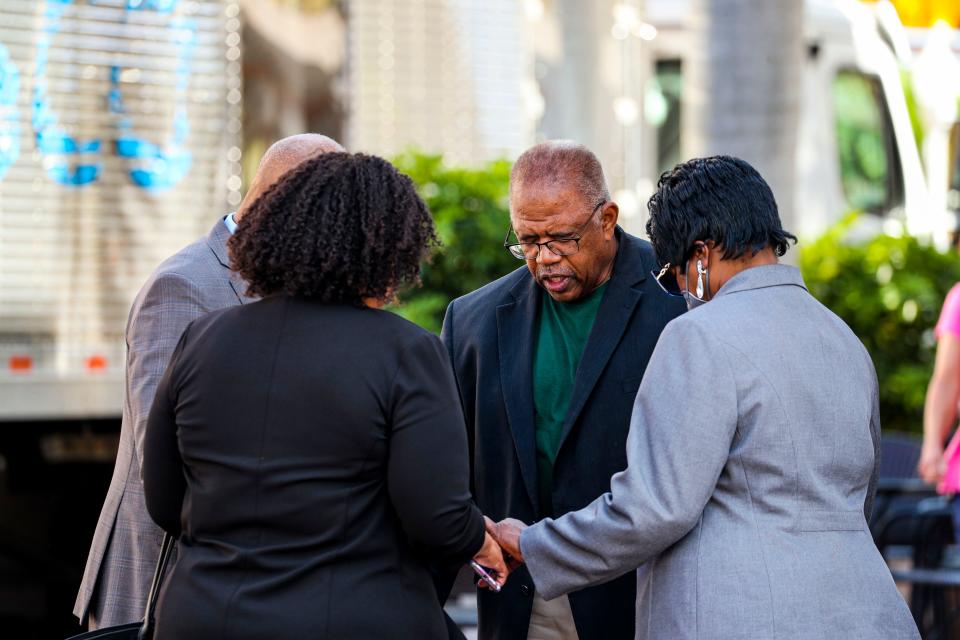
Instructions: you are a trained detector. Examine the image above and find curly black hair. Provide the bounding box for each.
[229,152,438,304]
[645,155,797,269]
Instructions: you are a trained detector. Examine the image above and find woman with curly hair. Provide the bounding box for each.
[140,152,506,639]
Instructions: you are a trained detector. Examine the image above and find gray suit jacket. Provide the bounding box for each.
[521,265,920,640]
[74,218,256,627]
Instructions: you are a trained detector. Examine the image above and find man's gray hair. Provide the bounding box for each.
[510,140,611,206]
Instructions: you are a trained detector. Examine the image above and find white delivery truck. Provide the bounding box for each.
[0,1,240,629]
[0,0,240,424]
[636,0,929,239]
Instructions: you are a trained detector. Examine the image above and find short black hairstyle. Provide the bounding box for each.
[645,155,797,268]
[229,152,438,303]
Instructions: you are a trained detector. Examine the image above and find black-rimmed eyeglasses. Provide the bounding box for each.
[503,199,606,260]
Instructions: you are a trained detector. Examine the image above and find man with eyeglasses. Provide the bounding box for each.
[439,141,685,640]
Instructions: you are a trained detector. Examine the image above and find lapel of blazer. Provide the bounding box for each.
[496,272,541,515]
[206,217,258,305]
[556,229,646,453]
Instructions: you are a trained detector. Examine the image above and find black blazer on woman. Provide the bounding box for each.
[142,295,485,640]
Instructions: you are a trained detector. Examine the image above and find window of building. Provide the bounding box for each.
[651,59,682,178]
[832,71,904,214]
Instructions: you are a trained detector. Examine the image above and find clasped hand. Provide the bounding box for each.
[471,516,529,590]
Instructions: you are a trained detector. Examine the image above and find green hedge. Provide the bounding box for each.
[799,214,960,433]
[391,152,517,334]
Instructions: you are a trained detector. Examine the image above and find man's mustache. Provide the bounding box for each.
[536,269,575,280]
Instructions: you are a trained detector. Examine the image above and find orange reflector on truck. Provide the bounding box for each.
[9,355,32,371]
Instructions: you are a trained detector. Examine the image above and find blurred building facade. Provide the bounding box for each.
[346,0,534,165]
[242,0,957,243]
[239,0,345,182]
[0,0,951,414]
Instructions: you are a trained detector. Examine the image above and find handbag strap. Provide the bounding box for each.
[138,533,175,640]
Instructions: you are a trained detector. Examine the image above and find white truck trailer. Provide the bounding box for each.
[0,0,241,425]
[637,0,930,240]
[0,3,239,629]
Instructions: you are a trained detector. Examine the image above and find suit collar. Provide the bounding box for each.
[206,215,233,267]
[556,229,648,451]
[205,215,258,305]
[713,264,806,299]
[497,276,541,514]
[606,226,650,286]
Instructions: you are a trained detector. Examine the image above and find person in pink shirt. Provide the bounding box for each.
[920,284,960,492]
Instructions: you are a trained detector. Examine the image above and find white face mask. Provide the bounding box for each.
[682,258,709,310]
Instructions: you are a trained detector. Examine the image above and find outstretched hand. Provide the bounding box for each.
[473,531,509,589]
[485,516,527,564]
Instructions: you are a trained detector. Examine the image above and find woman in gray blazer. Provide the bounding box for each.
[490,156,920,639]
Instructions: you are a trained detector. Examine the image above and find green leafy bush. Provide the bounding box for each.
[800,214,960,433]
[391,151,518,333]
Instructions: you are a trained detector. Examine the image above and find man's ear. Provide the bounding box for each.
[601,202,619,236]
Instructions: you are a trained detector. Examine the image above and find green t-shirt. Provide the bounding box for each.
[533,281,608,518]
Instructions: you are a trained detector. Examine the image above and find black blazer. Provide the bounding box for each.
[143,296,485,640]
[441,229,686,640]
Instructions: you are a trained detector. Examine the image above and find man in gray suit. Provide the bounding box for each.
[74,134,344,629]
[488,156,919,639]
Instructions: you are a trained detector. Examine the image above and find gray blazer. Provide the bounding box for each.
[74,219,256,627]
[520,265,920,640]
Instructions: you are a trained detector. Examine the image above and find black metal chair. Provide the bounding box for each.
[879,433,925,479]
[872,433,957,638]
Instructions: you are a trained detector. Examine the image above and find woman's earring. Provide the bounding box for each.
[696,260,705,298]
